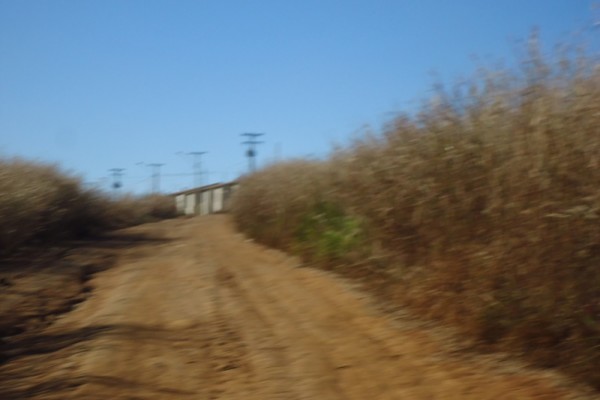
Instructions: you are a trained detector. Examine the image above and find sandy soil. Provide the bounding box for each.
[0,215,596,399]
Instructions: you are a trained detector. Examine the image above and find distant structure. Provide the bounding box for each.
[241,133,264,173]
[172,181,238,216]
[149,163,165,193]
[108,168,125,194]
[186,151,207,187]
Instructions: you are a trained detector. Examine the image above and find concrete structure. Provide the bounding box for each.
[172,182,238,216]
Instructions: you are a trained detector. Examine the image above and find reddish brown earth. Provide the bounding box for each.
[0,215,596,399]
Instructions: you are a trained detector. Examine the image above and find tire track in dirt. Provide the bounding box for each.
[206,216,594,400]
[0,215,596,399]
[217,259,415,399]
[213,263,298,399]
[65,236,216,399]
[215,260,344,400]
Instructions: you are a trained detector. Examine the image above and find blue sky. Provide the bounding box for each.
[0,1,597,194]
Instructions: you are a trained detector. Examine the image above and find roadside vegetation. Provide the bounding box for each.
[0,158,176,255]
[232,38,600,388]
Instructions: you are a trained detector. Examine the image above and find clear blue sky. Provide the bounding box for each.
[1,1,597,194]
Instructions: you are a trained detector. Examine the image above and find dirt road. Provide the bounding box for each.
[0,216,595,399]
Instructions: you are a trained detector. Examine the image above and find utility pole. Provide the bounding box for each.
[108,168,125,195]
[147,163,165,193]
[241,133,265,173]
[186,151,207,187]
[176,151,208,188]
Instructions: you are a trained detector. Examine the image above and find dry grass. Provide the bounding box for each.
[232,39,600,388]
[0,158,176,255]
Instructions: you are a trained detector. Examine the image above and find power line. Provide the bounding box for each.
[137,162,165,193]
[108,168,125,194]
[178,151,207,187]
[241,133,265,173]
[162,173,195,177]
[147,163,165,193]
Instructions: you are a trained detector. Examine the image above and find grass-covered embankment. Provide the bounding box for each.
[0,158,176,255]
[232,42,600,387]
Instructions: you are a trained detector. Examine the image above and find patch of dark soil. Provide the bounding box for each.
[0,325,112,364]
[0,323,196,399]
[0,229,169,346]
[0,248,115,343]
[66,230,172,250]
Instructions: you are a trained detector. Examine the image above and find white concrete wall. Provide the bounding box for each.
[184,193,196,215]
[174,183,238,216]
[175,194,186,215]
[200,191,211,215]
[212,187,224,213]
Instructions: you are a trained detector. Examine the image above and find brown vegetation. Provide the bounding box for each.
[0,158,176,255]
[232,39,600,388]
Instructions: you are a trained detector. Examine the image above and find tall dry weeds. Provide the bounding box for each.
[0,158,176,255]
[232,40,600,387]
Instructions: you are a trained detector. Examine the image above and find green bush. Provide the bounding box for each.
[296,202,363,262]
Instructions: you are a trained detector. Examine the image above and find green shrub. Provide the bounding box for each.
[296,202,364,262]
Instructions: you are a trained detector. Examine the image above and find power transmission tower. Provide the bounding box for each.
[187,151,207,187]
[136,162,166,193]
[108,168,125,195]
[147,163,165,193]
[241,133,265,173]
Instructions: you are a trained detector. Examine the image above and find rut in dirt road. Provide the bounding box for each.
[0,216,595,399]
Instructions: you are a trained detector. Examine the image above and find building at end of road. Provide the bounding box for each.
[171,181,238,216]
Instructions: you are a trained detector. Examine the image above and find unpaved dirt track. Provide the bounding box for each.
[1,216,595,399]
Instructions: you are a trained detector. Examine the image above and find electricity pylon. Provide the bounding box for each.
[241,133,264,173]
[108,168,125,194]
[147,163,165,193]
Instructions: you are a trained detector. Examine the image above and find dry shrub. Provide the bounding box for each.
[232,159,330,249]
[232,38,600,387]
[0,159,104,253]
[104,194,177,227]
[0,158,176,254]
